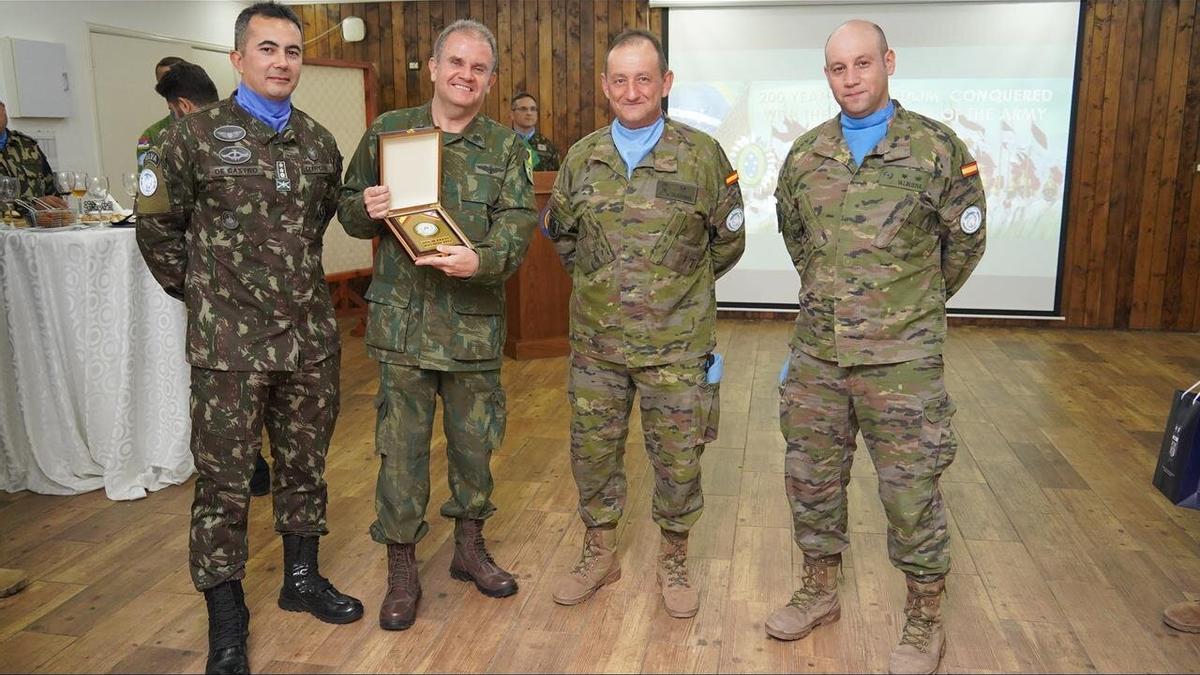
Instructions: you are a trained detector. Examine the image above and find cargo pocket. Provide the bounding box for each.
[575,211,615,275]
[449,289,504,361]
[921,392,958,472]
[698,381,721,444]
[373,388,390,456]
[458,176,501,242]
[650,211,704,275]
[364,281,411,354]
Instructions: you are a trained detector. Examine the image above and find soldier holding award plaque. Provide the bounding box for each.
[338,19,536,632]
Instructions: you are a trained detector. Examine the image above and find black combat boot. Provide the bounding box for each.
[277,534,364,624]
[249,454,270,497]
[204,580,250,675]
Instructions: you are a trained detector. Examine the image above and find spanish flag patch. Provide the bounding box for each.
[961,161,979,178]
[725,171,739,186]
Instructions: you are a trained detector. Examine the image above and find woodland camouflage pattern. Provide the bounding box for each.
[135,96,343,372]
[774,103,986,368]
[0,130,57,200]
[188,357,339,590]
[779,350,956,576]
[546,118,745,368]
[338,102,536,373]
[522,130,560,171]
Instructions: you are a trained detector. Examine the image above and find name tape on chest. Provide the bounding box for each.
[656,180,698,205]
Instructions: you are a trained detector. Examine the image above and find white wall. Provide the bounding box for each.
[0,1,248,175]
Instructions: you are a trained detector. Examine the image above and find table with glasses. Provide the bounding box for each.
[0,223,194,500]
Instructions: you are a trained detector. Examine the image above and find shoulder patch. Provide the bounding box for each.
[135,166,170,215]
[961,161,979,178]
[960,205,983,234]
[725,171,739,186]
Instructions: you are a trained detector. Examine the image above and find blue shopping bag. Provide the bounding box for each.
[1153,379,1200,509]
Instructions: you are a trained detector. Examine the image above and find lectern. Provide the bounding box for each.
[503,171,572,359]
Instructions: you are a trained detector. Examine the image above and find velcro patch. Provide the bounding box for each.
[725,171,739,186]
[961,161,979,178]
[656,180,698,205]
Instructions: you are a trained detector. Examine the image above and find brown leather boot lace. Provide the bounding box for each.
[898,593,939,652]
[787,561,835,609]
[661,538,690,588]
[571,530,603,576]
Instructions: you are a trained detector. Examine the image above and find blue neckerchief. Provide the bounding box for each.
[234,82,291,133]
[611,116,665,178]
[516,128,535,141]
[841,99,895,166]
[0,130,8,152]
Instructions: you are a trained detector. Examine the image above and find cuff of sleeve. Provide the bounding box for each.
[341,196,382,237]
[469,245,503,283]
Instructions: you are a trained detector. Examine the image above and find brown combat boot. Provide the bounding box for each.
[552,527,620,605]
[379,543,421,631]
[765,554,841,640]
[658,531,700,618]
[449,519,518,598]
[1164,600,1200,632]
[889,574,947,675]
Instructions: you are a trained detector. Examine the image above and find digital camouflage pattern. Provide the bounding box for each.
[779,349,956,576]
[546,118,745,368]
[369,364,504,545]
[522,130,560,171]
[338,102,537,373]
[137,114,173,168]
[0,129,57,200]
[568,351,717,533]
[135,96,343,372]
[188,356,339,590]
[774,102,986,368]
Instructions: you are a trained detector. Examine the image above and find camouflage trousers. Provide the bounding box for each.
[188,356,340,591]
[369,364,505,545]
[568,352,718,533]
[779,349,957,576]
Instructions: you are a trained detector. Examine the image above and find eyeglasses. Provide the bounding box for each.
[512,106,538,113]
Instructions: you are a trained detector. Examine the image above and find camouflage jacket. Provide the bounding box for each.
[0,129,57,200]
[337,103,536,372]
[135,96,343,372]
[521,130,560,171]
[775,102,986,367]
[546,118,745,368]
[137,114,173,169]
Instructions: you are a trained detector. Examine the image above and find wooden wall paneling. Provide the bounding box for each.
[539,0,554,143]
[1165,0,1200,330]
[389,1,405,115]
[1147,0,1196,329]
[1181,21,1200,331]
[650,7,662,40]
[594,2,609,132]
[511,1,527,95]
[525,0,539,116]
[404,3,421,109]
[417,2,433,102]
[566,2,581,147]
[552,0,568,148]
[1082,0,1124,328]
[580,4,594,145]
[1063,1,1105,328]
[1098,0,1145,328]
[1113,1,1164,328]
[1129,0,1180,328]
[481,0,500,124]
[496,1,512,120]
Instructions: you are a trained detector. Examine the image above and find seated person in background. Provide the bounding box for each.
[0,99,68,208]
[155,62,220,119]
[137,56,186,169]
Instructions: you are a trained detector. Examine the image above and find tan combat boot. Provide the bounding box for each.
[764,554,841,640]
[658,531,700,618]
[889,575,947,675]
[552,527,620,605]
[1164,600,1200,632]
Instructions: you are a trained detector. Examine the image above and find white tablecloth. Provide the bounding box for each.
[0,226,193,500]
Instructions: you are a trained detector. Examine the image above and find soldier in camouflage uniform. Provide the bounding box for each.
[545,30,744,619]
[0,99,67,206]
[137,56,186,169]
[338,19,536,632]
[766,21,986,675]
[136,4,363,673]
[509,92,560,171]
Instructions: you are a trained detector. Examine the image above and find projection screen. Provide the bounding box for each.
[663,1,1082,315]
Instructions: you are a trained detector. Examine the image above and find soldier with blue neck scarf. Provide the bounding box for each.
[135,4,364,673]
[768,20,986,675]
[545,29,744,620]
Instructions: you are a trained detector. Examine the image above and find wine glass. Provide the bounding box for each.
[0,176,17,227]
[88,176,111,224]
[55,170,74,198]
[122,172,138,200]
[71,172,89,216]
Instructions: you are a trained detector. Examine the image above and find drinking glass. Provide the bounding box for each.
[0,176,16,227]
[71,172,88,216]
[122,172,138,199]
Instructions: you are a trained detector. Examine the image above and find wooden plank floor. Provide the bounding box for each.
[3,320,1200,673]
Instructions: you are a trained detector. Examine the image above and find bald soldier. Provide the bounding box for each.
[767,21,985,675]
[545,30,744,619]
